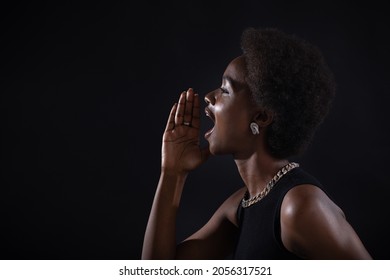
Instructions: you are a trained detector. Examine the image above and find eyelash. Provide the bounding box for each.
[220,87,229,94]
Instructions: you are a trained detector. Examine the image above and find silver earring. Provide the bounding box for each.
[250,122,260,135]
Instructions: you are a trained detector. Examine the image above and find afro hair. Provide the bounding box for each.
[241,27,336,158]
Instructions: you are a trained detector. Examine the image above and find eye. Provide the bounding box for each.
[220,87,229,95]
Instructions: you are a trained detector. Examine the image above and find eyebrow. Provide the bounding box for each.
[222,75,245,90]
[222,75,235,85]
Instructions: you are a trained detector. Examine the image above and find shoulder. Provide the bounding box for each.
[282,184,344,219]
[280,184,371,259]
[281,184,345,239]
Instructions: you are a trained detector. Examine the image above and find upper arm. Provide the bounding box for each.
[281,184,372,259]
[175,187,246,259]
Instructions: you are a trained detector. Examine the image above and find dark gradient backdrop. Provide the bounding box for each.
[1,1,389,259]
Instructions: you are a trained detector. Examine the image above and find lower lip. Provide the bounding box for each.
[205,127,214,139]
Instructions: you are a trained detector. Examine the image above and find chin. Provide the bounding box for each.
[206,132,235,155]
[207,142,220,155]
[208,141,231,156]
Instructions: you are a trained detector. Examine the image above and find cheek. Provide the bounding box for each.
[214,98,253,134]
[217,108,250,135]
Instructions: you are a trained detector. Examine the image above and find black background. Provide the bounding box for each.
[1,0,389,259]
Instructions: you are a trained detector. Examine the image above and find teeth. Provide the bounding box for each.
[205,108,215,122]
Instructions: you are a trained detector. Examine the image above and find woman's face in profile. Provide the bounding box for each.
[204,56,258,156]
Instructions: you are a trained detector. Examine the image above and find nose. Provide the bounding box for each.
[204,90,216,106]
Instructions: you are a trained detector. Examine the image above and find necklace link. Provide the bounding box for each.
[241,162,299,208]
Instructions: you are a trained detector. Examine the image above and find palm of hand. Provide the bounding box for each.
[161,89,209,173]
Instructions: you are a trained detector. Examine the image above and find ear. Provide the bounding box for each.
[253,109,274,128]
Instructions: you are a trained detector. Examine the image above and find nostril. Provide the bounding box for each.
[204,91,216,105]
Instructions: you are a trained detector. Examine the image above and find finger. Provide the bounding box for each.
[191,93,200,129]
[175,91,186,126]
[165,103,177,132]
[183,88,194,125]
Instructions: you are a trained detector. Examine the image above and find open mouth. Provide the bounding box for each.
[204,107,215,138]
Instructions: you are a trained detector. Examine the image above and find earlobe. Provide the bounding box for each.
[250,122,260,135]
[250,109,273,135]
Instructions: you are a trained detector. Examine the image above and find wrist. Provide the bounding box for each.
[158,169,188,207]
[160,168,189,179]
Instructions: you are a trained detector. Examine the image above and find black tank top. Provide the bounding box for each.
[233,167,324,259]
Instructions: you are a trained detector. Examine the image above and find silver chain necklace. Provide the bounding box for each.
[241,162,300,208]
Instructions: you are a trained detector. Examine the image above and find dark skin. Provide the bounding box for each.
[142,56,372,260]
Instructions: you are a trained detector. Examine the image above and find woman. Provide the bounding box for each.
[142,27,372,259]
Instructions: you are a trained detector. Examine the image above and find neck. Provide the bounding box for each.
[234,151,289,198]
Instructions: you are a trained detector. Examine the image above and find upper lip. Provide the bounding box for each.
[205,107,215,123]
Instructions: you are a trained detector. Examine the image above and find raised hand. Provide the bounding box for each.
[162,88,210,174]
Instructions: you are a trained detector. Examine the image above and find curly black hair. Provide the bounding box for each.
[241,27,336,159]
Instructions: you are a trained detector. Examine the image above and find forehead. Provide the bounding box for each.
[223,56,247,84]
